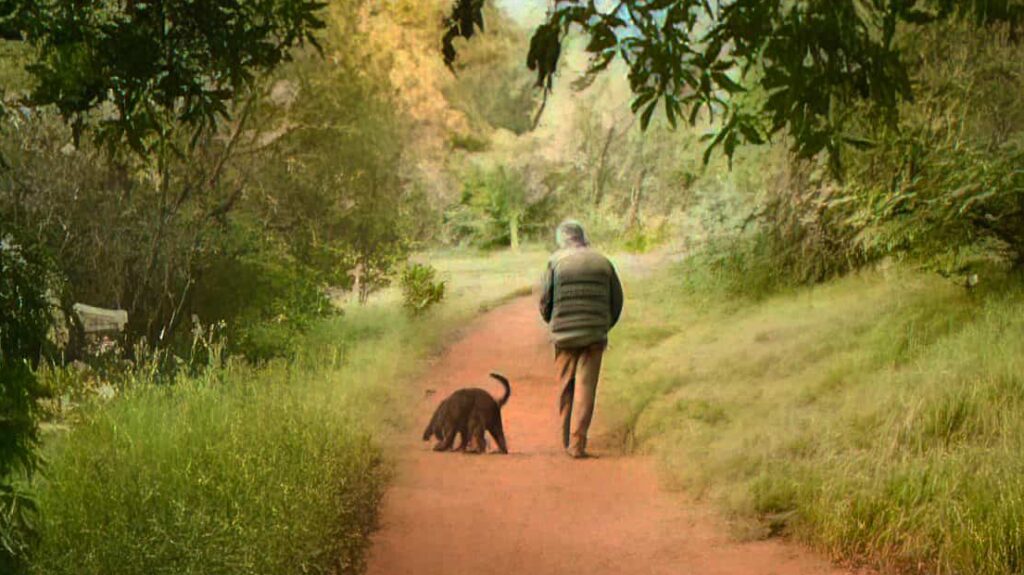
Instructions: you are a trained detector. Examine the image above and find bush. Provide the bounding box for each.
[399,263,446,316]
[190,222,333,363]
[0,228,57,574]
[618,221,670,254]
[444,166,558,250]
[823,20,1024,270]
[676,233,809,301]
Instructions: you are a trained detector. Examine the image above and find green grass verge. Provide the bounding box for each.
[603,263,1024,574]
[30,248,547,575]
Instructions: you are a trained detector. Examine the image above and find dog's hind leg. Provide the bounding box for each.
[465,416,486,454]
[454,423,471,451]
[488,414,509,454]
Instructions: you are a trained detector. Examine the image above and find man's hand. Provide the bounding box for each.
[540,262,555,324]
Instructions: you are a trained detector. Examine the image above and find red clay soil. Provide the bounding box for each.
[365,297,855,575]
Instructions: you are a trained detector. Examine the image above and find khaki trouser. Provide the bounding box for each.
[555,343,605,455]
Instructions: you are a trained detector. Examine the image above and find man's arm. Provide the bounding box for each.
[540,262,555,323]
[609,265,624,328]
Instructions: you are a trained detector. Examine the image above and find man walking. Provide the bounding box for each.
[539,220,624,458]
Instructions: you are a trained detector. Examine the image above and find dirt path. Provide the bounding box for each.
[366,297,853,575]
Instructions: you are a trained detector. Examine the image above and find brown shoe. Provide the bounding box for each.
[566,447,588,459]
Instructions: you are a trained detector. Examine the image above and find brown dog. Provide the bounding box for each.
[422,372,510,454]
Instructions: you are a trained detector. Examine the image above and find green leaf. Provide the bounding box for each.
[640,99,658,131]
[712,71,746,94]
[631,90,656,113]
[842,135,875,150]
[900,9,938,24]
[739,122,764,145]
[665,96,677,128]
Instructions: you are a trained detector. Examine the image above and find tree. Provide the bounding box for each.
[446,165,556,249]
[0,0,327,343]
[13,0,324,153]
[247,40,413,303]
[442,4,537,135]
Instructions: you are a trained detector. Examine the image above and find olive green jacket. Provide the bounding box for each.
[539,247,624,349]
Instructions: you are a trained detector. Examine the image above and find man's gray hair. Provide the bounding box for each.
[556,220,589,248]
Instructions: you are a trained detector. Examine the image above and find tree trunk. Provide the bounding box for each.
[592,125,617,207]
[626,165,648,232]
[509,212,521,251]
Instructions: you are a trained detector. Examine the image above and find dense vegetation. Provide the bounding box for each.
[0,224,54,574]
[3,0,1024,573]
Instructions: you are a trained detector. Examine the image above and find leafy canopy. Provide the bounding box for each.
[4,0,324,154]
[448,0,1023,174]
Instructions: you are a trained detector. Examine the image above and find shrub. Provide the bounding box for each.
[444,166,558,250]
[819,19,1024,271]
[619,221,669,254]
[0,228,57,574]
[190,222,333,363]
[399,263,446,316]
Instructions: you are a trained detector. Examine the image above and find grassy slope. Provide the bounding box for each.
[603,264,1024,574]
[31,248,548,575]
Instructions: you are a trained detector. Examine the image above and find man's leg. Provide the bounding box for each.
[568,343,605,457]
[554,348,578,450]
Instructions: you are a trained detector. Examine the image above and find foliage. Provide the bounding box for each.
[0,105,256,344]
[399,263,446,316]
[441,0,484,70]
[449,0,1024,174]
[11,0,324,155]
[249,41,413,300]
[189,220,332,363]
[684,153,872,298]
[619,221,670,254]
[0,0,336,350]
[670,14,1024,292]
[840,19,1024,267]
[442,4,537,135]
[712,16,1024,292]
[0,227,55,574]
[548,83,705,246]
[1,1,413,348]
[445,165,556,249]
[452,0,908,170]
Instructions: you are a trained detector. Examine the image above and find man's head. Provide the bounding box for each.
[555,220,589,249]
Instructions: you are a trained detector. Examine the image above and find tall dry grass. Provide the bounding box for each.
[604,262,1024,574]
[31,248,548,575]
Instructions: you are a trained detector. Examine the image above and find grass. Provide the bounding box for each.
[602,262,1024,574]
[30,248,546,575]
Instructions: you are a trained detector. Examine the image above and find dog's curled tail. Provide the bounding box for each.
[489,372,511,407]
